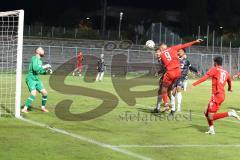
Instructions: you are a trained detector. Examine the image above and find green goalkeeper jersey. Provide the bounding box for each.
[26,55,46,81]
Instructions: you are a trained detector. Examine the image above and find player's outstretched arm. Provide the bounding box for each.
[189,64,201,76]
[188,62,198,73]
[174,39,203,51]
[192,74,210,87]
[189,74,209,92]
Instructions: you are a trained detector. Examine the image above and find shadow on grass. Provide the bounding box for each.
[29,106,43,112]
[136,107,172,118]
[190,124,207,133]
[137,107,153,113]
[227,107,240,111]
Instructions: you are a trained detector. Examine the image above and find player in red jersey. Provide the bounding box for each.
[191,56,240,135]
[72,52,84,76]
[155,39,203,112]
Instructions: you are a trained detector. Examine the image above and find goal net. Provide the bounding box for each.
[0,10,24,117]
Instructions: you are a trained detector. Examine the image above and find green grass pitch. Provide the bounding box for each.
[1,74,240,160]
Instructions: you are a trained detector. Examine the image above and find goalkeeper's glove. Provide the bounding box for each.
[48,69,53,74]
[42,64,52,70]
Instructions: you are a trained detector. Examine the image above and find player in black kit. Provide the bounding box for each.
[96,54,106,81]
[171,49,200,112]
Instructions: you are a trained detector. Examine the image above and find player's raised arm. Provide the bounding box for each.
[174,39,203,51]
[188,60,198,73]
[192,74,210,87]
[189,65,198,73]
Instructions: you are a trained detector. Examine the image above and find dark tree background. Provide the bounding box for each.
[1,0,240,35]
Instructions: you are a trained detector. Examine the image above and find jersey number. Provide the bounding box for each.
[164,51,172,61]
[220,72,226,84]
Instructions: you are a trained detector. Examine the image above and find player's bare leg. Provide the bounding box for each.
[153,87,161,113]
[22,90,37,113]
[153,95,162,113]
[40,89,49,113]
[161,86,170,112]
[153,82,163,113]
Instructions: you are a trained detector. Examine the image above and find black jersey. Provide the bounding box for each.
[97,58,105,72]
[180,58,197,79]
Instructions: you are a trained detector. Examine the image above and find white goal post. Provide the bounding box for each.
[0,10,24,118]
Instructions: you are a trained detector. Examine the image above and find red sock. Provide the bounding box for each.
[162,93,168,106]
[207,118,213,126]
[205,112,213,126]
[213,112,228,121]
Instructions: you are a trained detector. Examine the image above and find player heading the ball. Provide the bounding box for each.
[155,39,203,112]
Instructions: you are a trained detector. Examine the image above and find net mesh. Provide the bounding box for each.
[0,11,19,116]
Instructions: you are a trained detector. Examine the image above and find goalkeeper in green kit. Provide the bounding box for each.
[22,47,52,113]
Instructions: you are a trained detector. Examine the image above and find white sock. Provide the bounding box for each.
[96,73,100,81]
[176,92,182,111]
[209,125,214,131]
[41,106,46,109]
[171,94,176,111]
[156,95,162,110]
[183,81,188,91]
[100,72,104,81]
[228,111,232,116]
[228,111,235,117]
[23,106,28,110]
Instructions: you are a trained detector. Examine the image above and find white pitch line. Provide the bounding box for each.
[16,103,240,158]
[116,144,240,148]
[18,117,151,160]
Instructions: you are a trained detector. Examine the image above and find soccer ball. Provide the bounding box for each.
[145,40,155,49]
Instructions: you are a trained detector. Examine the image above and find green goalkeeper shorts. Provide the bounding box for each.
[26,78,44,92]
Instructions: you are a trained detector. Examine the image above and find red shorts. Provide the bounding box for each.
[162,69,181,88]
[207,93,225,113]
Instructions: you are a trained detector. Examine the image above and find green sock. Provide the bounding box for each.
[42,95,48,107]
[25,95,35,108]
